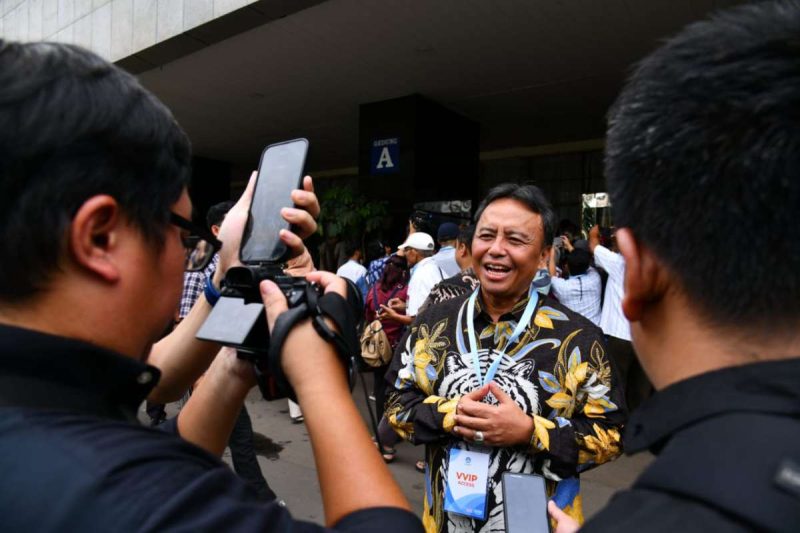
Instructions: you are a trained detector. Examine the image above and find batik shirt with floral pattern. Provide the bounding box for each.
[385,284,626,533]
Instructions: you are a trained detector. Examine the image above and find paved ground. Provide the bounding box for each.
[149,374,652,525]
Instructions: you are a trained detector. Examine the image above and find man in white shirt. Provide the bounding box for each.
[432,222,461,278]
[379,232,443,325]
[336,241,367,284]
[548,245,602,326]
[590,225,651,412]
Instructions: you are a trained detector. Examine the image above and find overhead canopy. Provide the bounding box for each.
[135,0,743,174]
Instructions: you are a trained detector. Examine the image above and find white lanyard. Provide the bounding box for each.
[465,286,539,386]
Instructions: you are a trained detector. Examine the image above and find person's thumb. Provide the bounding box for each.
[548,501,580,533]
[260,280,288,333]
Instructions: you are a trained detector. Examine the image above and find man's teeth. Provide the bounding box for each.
[486,265,510,272]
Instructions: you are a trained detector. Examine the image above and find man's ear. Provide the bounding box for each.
[68,195,124,283]
[616,228,668,322]
[538,245,552,269]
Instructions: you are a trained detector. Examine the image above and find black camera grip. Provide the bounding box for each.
[266,290,360,402]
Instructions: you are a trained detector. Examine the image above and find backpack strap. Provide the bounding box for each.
[371,283,380,312]
[387,285,402,302]
[374,284,402,310]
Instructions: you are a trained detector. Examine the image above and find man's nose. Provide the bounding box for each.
[488,237,506,256]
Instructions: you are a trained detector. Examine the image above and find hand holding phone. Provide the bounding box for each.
[240,138,309,264]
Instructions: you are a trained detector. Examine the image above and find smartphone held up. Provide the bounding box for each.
[196,139,362,401]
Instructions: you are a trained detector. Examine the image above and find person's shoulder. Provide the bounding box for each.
[419,257,441,273]
[0,409,222,473]
[622,409,800,532]
[0,409,253,530]
[541,295,603,336]
[585,267,603,283]
[593,244,623,266]
[583,487,750,533]
[549,275,569,290]
[414,289,469,324]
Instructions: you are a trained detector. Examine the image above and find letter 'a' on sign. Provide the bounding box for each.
[370,137,400,175]
[376,147,395,169]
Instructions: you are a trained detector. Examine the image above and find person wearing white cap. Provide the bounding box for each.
[380,232,443,324]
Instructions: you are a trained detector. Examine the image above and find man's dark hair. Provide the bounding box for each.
[344,241,360,258]
[0,41,191,300]
[206,200,235,230]
[605,0,800,329]
[365,239,385,265]
[566,249,591,276]
[557,219,579,241]
[473,183,556,246]
[409,210,436,236]
[457,224,475,253]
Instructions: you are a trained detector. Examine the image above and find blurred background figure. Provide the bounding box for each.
[432,222,460,278]
[548,237,602,327]
[364,255,410,462]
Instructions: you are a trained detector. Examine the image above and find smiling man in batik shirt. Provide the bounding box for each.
[386,183,626,533]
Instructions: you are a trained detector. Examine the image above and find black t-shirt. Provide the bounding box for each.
[0,324,422,532]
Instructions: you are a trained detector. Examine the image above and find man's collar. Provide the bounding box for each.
[624,358,800,454]
[472,269,551,323]
[474,288,539,323]
[0,324,160,421]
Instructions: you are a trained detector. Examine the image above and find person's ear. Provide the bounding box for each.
[68,195,124,283]
[210,224,221,238]
[538,244,551,269]
[616,228,668,322]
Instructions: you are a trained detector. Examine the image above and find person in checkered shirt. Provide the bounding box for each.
[173,200,276,501]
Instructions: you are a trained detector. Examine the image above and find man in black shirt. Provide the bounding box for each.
[0,41,421,531]
[549,2,800,531]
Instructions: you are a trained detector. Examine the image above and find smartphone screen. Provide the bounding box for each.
[240,138,308,263]
[502,472,550,533]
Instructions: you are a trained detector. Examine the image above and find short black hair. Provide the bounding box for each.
[409,210,436,236]
[473,183,556,246]
[457,224,475,253]
[605,1,800,329]
[344,240,360,258]
[365,239,385,264]
[206,200,235,229]
[0,41,191,300]
[566,249,591,276]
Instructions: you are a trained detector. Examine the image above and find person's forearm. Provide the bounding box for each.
[286,327,410,524]
[392,314,414,326]
[588,226,600,252]
[147,294,220,403]
[299,379,411,525]
[176,351,252,456]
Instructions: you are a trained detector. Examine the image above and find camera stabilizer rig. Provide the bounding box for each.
[196,264,363,401]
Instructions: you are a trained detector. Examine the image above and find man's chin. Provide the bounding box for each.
[478,272,512,290]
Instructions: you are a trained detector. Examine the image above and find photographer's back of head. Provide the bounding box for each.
[605,1,800,388]
[554,3,800,532]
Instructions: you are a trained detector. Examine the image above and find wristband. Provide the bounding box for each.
[204,276,221,306]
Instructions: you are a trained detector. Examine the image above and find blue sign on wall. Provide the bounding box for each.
[370,137,399,174]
